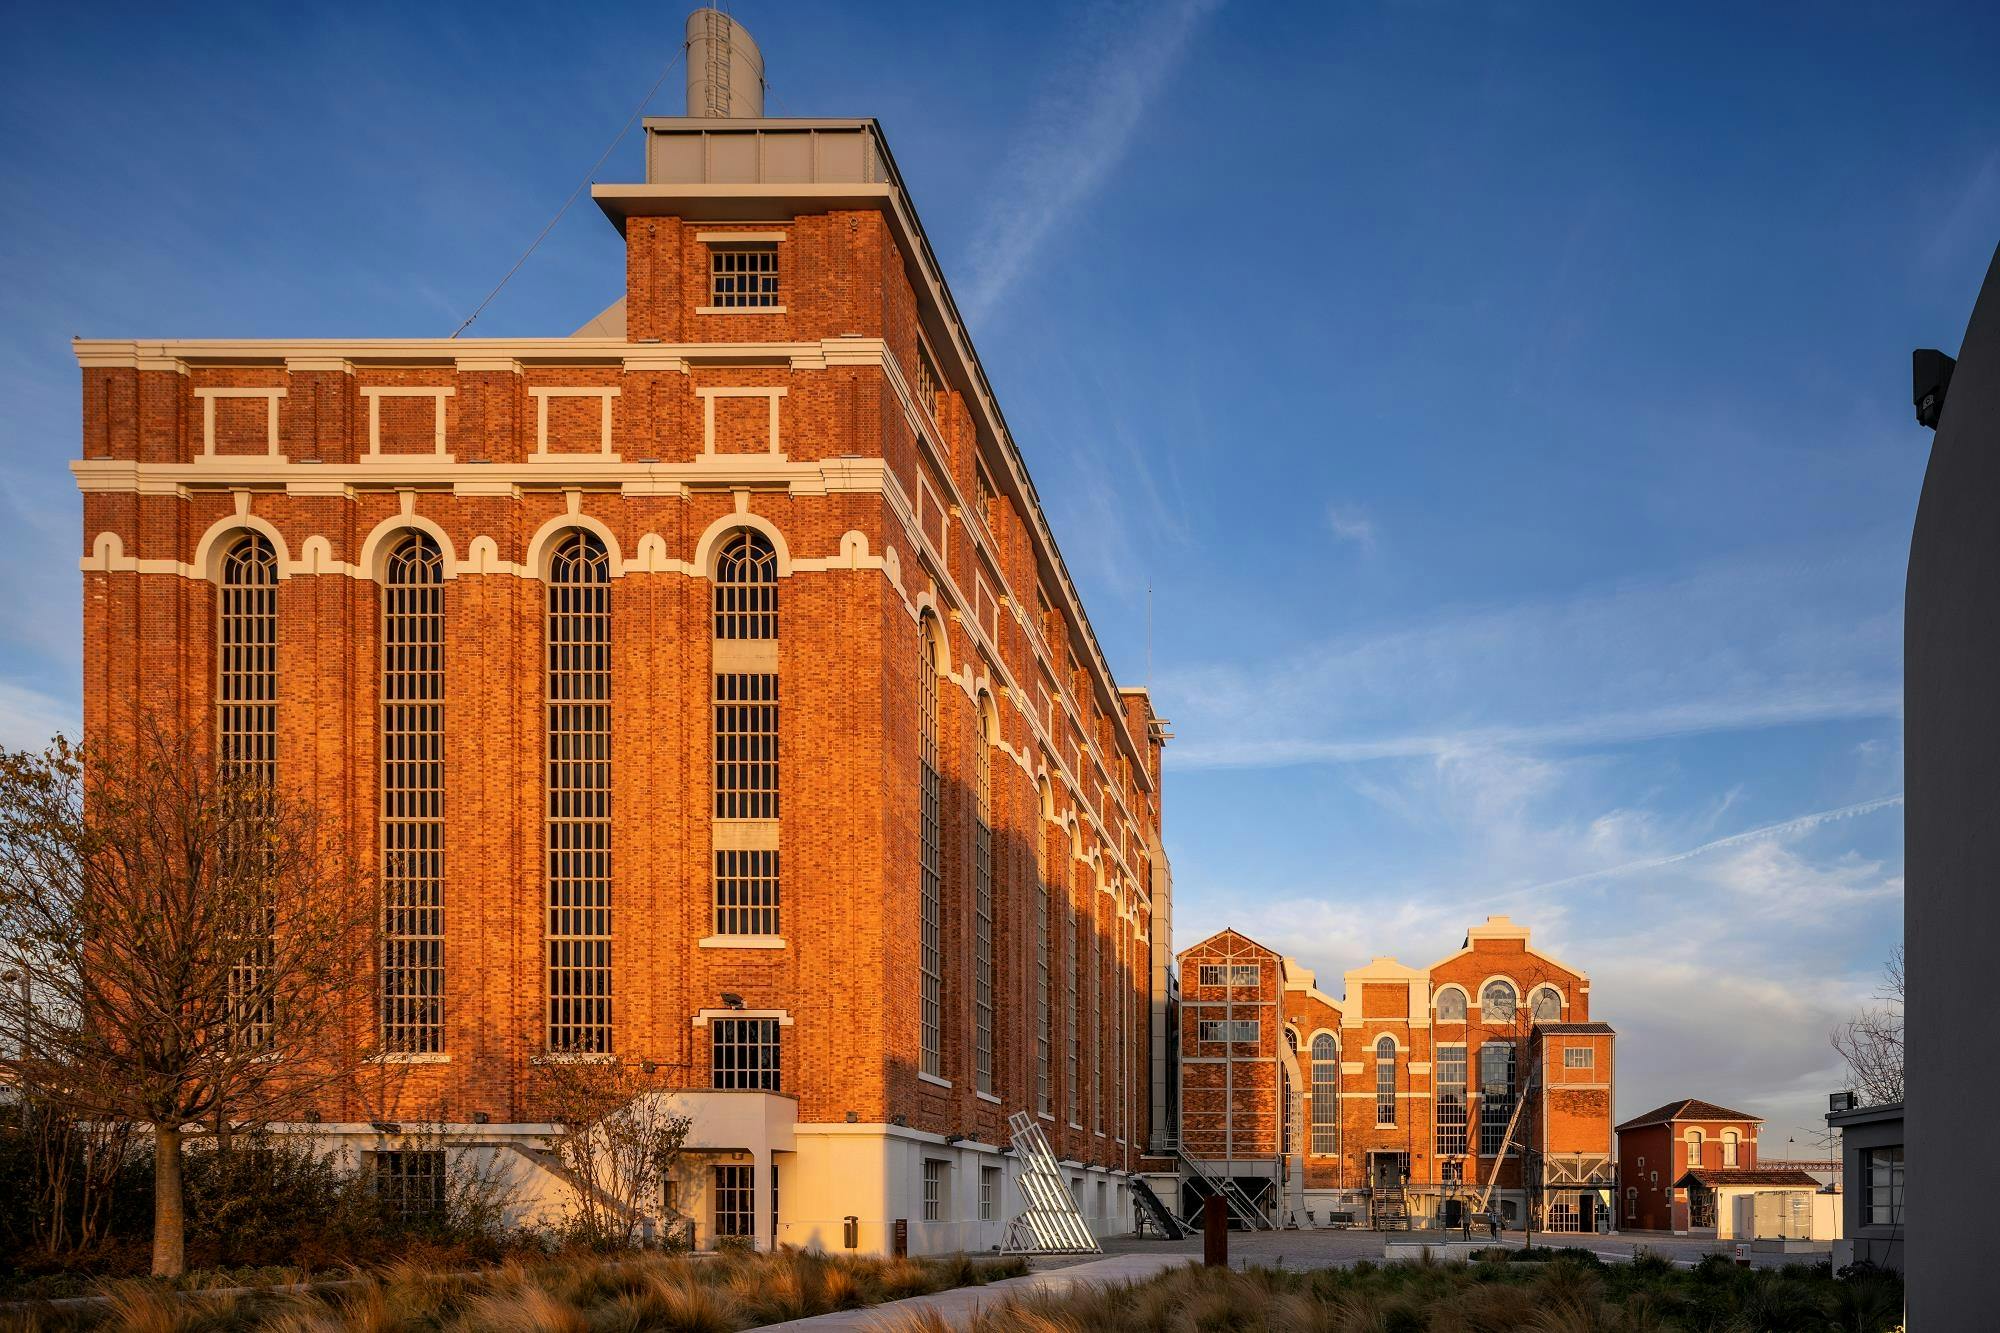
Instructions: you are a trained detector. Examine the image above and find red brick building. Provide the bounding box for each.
[1615,1098,1762,1232]
[1171,918,1615,1231]
[70,75,1169,1251]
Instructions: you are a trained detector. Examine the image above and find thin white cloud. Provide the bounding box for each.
[0,681,81,752]
[1161,545,1902,771]
[1503,794,1904,898]
[1326,502,1378,553]
[962,0,1223,322]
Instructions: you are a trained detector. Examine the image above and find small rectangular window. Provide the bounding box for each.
[714,848,779,936]
[923,1159,948,1222]
[914,339,943,422]
[714,1164,755,1239]
[1563,1045,1594,1069]
[710,246,778,308]
[980,1165,1000,1221]
[1196,964,1260,988]
[372,1149,445,1223]
[1197,1019,1258,1044]
[710,1016,782,1091]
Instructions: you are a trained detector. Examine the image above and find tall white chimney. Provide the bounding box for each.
[685,8,766,118]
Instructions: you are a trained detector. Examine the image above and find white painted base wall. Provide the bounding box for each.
[271,1114,1137,1258]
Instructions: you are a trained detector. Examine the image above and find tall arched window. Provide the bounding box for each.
[713,530,777,639]
[917,618,943,1077]
[1065,834,1080,1124]
[1435,1042,1469,1155]
[1375,1036,1398,1126]
[381,534,444,1054]
[218,533,278,1046]
[1034,779,1052,1117]
[546,531,612,1053]
[1686,1130,1705,1170]
[1482,980,1517,1022]
[1531,987,1561,1022]
[713,529,780,938]
[1722,1130,1740,1167]
[973,702,995,1094]
[1436,988,1467,1023]
[1091,865,1104,1134]
[1310,1034,1338,1154]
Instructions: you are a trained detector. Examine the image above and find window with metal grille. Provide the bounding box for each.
[714,848,779,936]
[1478,1042,1516,1155]
[1311,1034,1339,1154]
[1035,806,1051,1117]
[1435,988,1467,1022]
[381,535,445,1054]
[709,246,778,308]
[1866,1146,1903,1225]
[1091,902,1103,1133]
[918,620,943,1078]
[1065,880,1079,1123]
[372,1149,445,1223]
[713,530,777,639]
[713,674,778,819]
[1482,981,1516,1022]
[1531,987,1562,1022]
[218,533,278,1047]
[713,1164,755,1239]
[545,531,612,1054]
[1197,964,1261,988]
[980,1165,1000,1221]
[922,1159,947,1221]
[1435,1044,1468,1156]
[1563,1044,1594,1070]
[1196,1020,1258,1044]
[914,338,942,422]
[1375,1036,1398,1126]
[973,707,994,1095]
[710,1016,781,1091]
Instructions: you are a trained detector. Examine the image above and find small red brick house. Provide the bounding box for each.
[1615,1098,1761,1231]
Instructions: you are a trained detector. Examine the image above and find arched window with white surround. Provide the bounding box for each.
[1686,1130,1705,1171]
[381,533,445,1054]
[218,532,279,1047]
[1531,987,1562,1022]
[1375,1035,1397,1126]
[713,529,777,640]
[1436,987,1467,1023]
[1310,1034,1338,1154]
[1482,980,1517,1023]
[545,530,612,1053]
[917,617,943,1078]
[1722,1130,1740,1167]
[973,700,995,1095]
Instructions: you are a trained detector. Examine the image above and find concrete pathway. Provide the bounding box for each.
[756,1253,1194,1331]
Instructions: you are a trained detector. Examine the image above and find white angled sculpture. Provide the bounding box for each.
[1001,1110,1100,1255]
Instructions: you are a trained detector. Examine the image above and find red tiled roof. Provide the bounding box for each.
[1676,1169,1822,1189]
[1615,1098,1763,1131]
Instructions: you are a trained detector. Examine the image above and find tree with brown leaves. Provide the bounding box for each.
[0,719,376,1276]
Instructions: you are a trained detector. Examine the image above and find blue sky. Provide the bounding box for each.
[5,2,1994,1149]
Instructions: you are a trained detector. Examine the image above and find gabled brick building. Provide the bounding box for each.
[1615,1098,1762,1232]
[70,19,1167,1255]
[1172,918,1616,1231]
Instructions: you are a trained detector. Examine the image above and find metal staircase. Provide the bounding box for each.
[1001,1111,1099,1255]
[1130,1176,1191,1239]
[1174,1145,1274,1230]
[1371,1186,1410,1231]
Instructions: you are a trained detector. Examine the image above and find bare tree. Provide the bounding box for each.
[0,720,376,1276]
[532,1058,692,1249]
[1832,945,1904,1106]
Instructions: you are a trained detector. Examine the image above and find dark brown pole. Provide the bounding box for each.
[1203,1194,1228,1267]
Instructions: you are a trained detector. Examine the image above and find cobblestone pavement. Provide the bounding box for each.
[1031,1227,1831,1274]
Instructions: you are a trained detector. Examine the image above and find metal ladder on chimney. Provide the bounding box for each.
[1174,1145,1274,1231]
[1001,1111,1099,1255]
[702,8,732,118]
